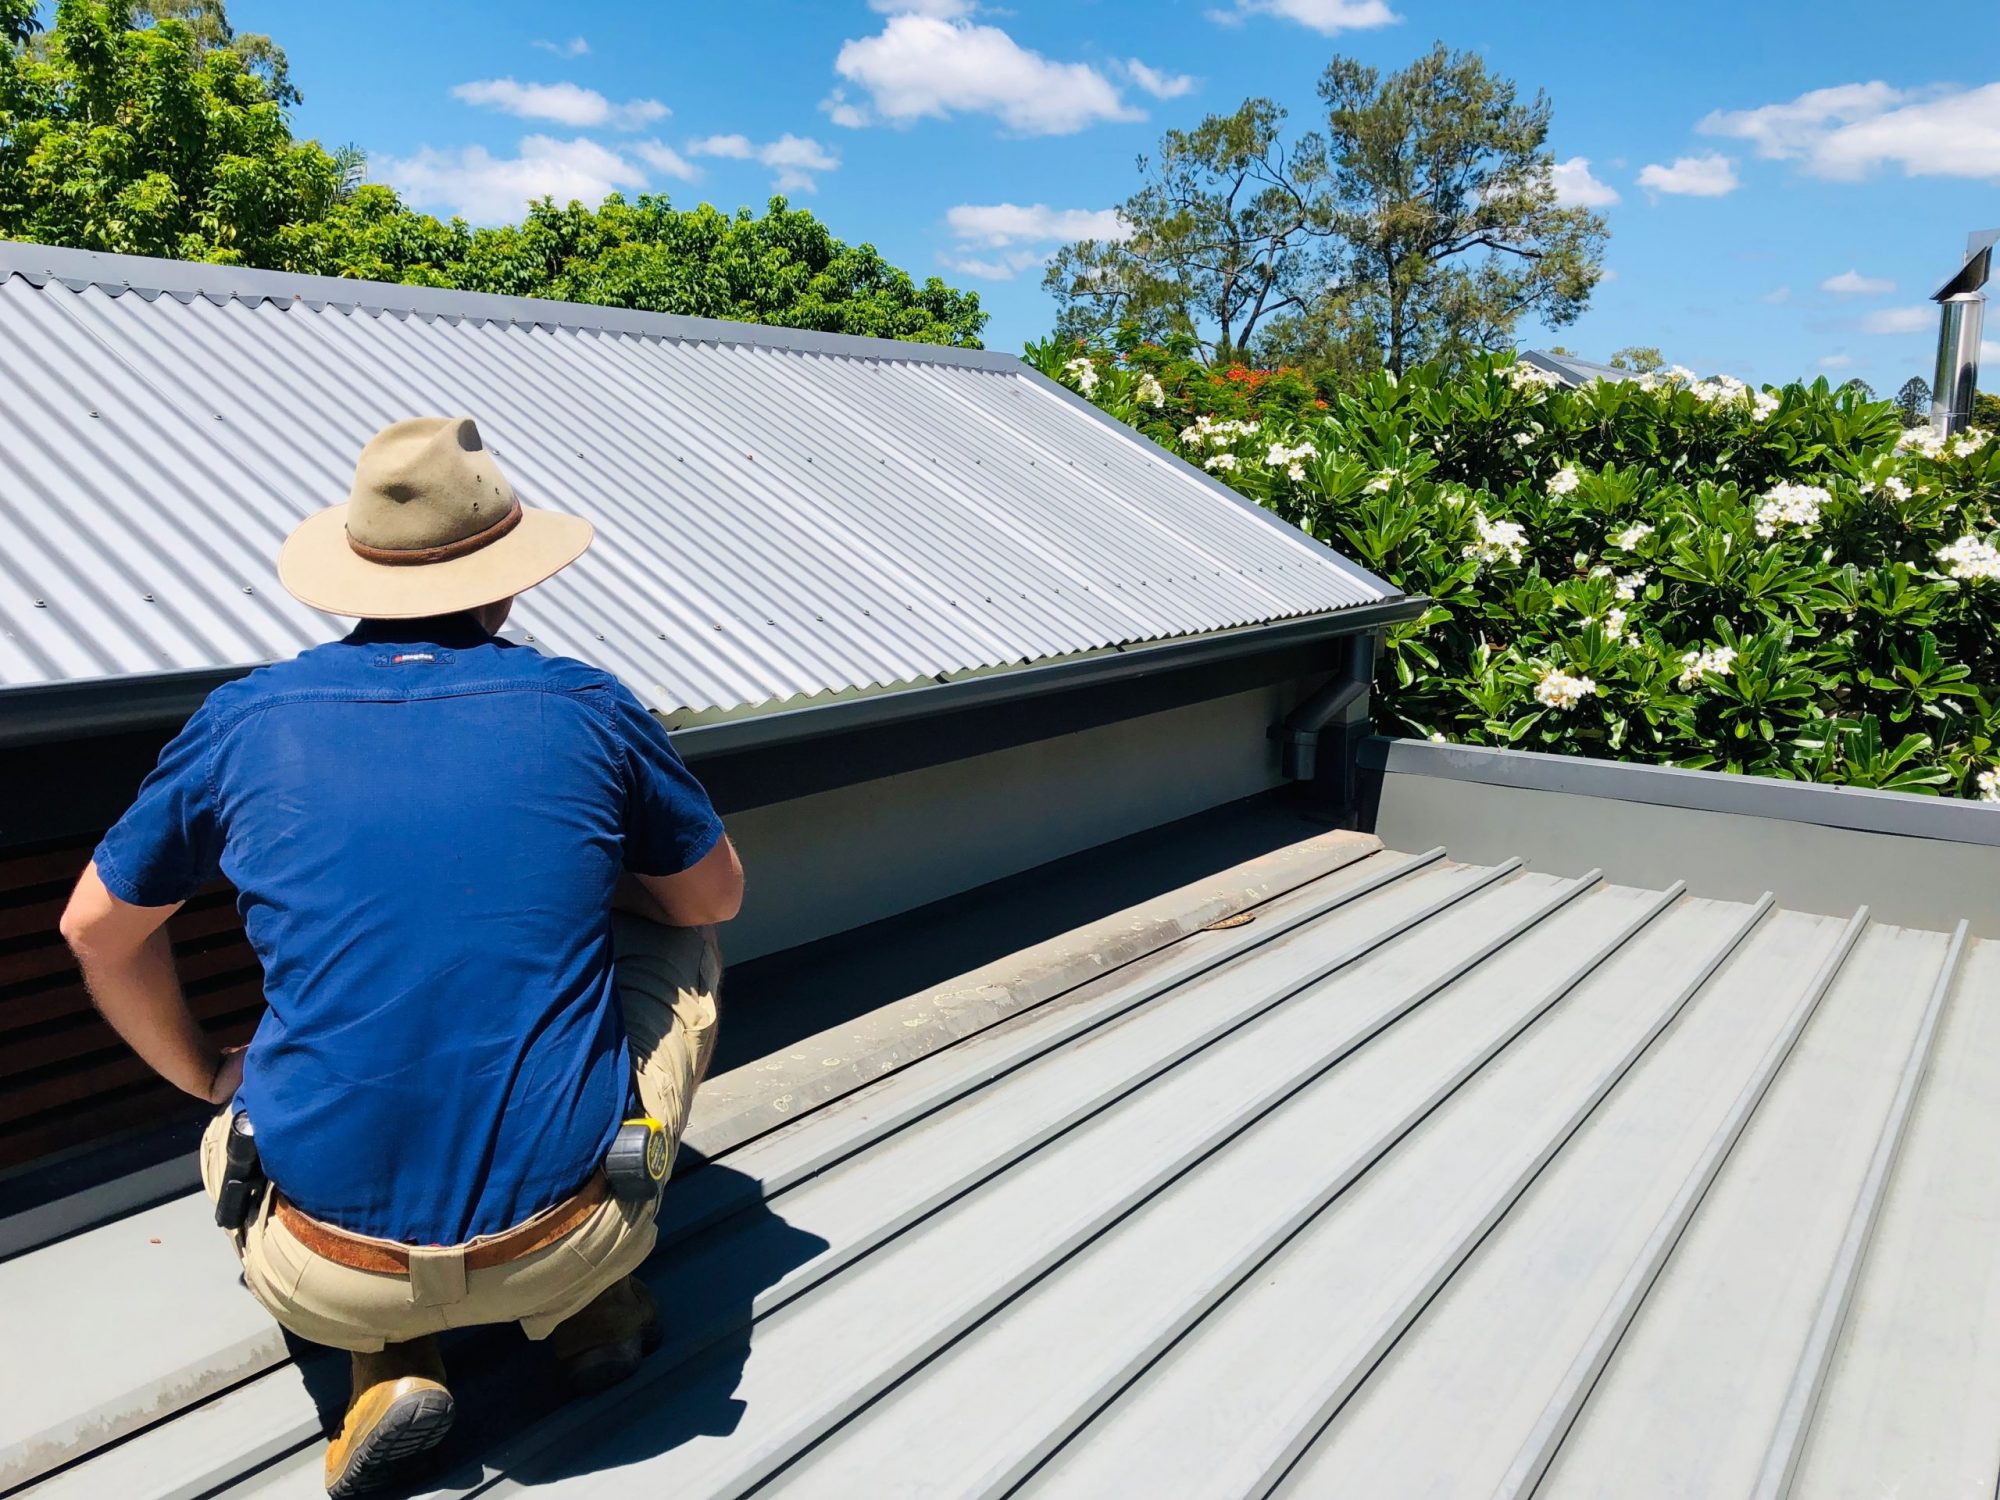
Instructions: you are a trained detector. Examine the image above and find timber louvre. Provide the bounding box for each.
[21,833,2000,1499]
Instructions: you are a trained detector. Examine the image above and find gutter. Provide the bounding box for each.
[0,600,1424,835]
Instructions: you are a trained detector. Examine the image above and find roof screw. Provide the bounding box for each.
[658,632,668,640]
[88,410,99,418]
[524,633,535,641]
[143,593,154,602]
[594,632,605,640]
[243,586,254,594]
[714,623,723,630]
[33,599,46,608]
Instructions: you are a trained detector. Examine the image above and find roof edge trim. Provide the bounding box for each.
[1361,735,2000,847]
[0,240,1025,372]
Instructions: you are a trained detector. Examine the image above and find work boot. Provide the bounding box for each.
[548,1275,662,1395]
[323,1337,455,1498]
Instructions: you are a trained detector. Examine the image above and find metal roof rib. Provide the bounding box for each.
[0,244,1398,712]
[15,836,2000,1498]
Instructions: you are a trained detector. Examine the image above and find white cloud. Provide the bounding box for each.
[1701,81,2000,181]
[941,249,1047,281]
[687,133,755,160]
[868,0,973,13]
[631,140,701,183]
[1818,353,1856,370]
[941,202,1130,281]
[1822,269,1896,295]
[1761,286,1792,305]
[450,78,667,131]
[832,14,1141,135]
[1551,156,1619,208]
[945,202,1129,246]
[1636,153,1739,197]
[1124,58,1197,100]
[532,36,589,58]
[378,135,648,223]
[1206,0,1398,32]
[820,89,873,129]
[688,132,840,191]
[1860,305,1935,335]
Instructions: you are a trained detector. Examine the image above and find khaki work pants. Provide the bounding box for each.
[199,917,720,1353]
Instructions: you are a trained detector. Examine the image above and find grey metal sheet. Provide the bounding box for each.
[0,245,1395,712]
[28,835,2000,1499]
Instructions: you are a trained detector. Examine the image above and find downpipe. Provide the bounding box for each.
[1271,631,1378,807]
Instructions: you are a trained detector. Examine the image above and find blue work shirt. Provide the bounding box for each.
[93,615,724,1244]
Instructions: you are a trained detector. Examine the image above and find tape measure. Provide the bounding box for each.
[604,1116,670,1202]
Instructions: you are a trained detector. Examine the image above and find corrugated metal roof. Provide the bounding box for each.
[35,835,1997,1498]
[0,242,1397,715]
[1519,349,1641,387]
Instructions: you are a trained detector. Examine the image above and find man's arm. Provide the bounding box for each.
[614,834,744,927]
[60,862,242,1105]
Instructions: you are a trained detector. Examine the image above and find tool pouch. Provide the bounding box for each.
[214,1110,267,1231]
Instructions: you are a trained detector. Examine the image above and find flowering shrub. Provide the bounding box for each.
[1034,341,2000,798]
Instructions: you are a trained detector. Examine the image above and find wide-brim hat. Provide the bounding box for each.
[278,416,592,619]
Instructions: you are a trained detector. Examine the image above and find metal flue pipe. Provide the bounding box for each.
[1931,232,1997,435]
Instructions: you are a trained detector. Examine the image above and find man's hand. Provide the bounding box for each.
[61,863,235,1103]
[207,1045,248,1106]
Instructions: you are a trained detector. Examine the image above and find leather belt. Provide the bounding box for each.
[274,1171,611,1276]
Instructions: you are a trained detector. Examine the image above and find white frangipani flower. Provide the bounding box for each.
[1897,425,1947,458]
[1937,536,2000,581]
[1978,768,2000,802]
[1951,428,1991,459]
[1463,511,1527,566]
[1535,669,1597,710]
[1548,463,1582,496]
[1677,645,1738,688]
[1203,452,1240,472]
[1513,431,1535,447]
[1611,522,1655,549]
[1754,481,1830,539]
[1135,373,1166,407]
[1507,360,1563,392]
[1615,570,1648,601]
[1880,475,1912,503]
[1062,357,1099,396]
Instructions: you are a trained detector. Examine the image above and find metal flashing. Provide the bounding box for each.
[1359,735,2000,847]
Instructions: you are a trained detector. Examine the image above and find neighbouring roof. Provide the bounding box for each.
[1519,348,1641,387]
[0,242,1398,717]
[21,829,1999,1497]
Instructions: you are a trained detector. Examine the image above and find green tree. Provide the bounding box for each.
[1047,45,1608,377]
[1042,98,1331,361]
[1896,376,1932,427]
[1610,345,1664,372]
[1299,45,1608,376]
[1974,390,2000,431]
[1,2,985,346]
[0,0,341,260]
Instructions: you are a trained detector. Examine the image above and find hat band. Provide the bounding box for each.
[347,500,523,566]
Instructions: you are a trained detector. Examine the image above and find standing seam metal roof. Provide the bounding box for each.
[0,243,1398,714]
[33,833,1997,1498]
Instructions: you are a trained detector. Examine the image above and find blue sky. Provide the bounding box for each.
[246,0,1999,394]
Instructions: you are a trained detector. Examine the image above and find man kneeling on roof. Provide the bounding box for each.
[60,417,744,1498]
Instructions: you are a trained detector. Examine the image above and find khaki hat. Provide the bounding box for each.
[278,417,593,619]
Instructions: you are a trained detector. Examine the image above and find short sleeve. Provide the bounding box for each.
[92,700,225,907]
[610,683,725,877]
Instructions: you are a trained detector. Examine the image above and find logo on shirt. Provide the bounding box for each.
[391,653,437,665]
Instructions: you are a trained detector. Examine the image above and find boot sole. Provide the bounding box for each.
[327,1387,456,1498]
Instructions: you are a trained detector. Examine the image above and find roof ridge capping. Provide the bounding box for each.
[0,238,1026,372]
